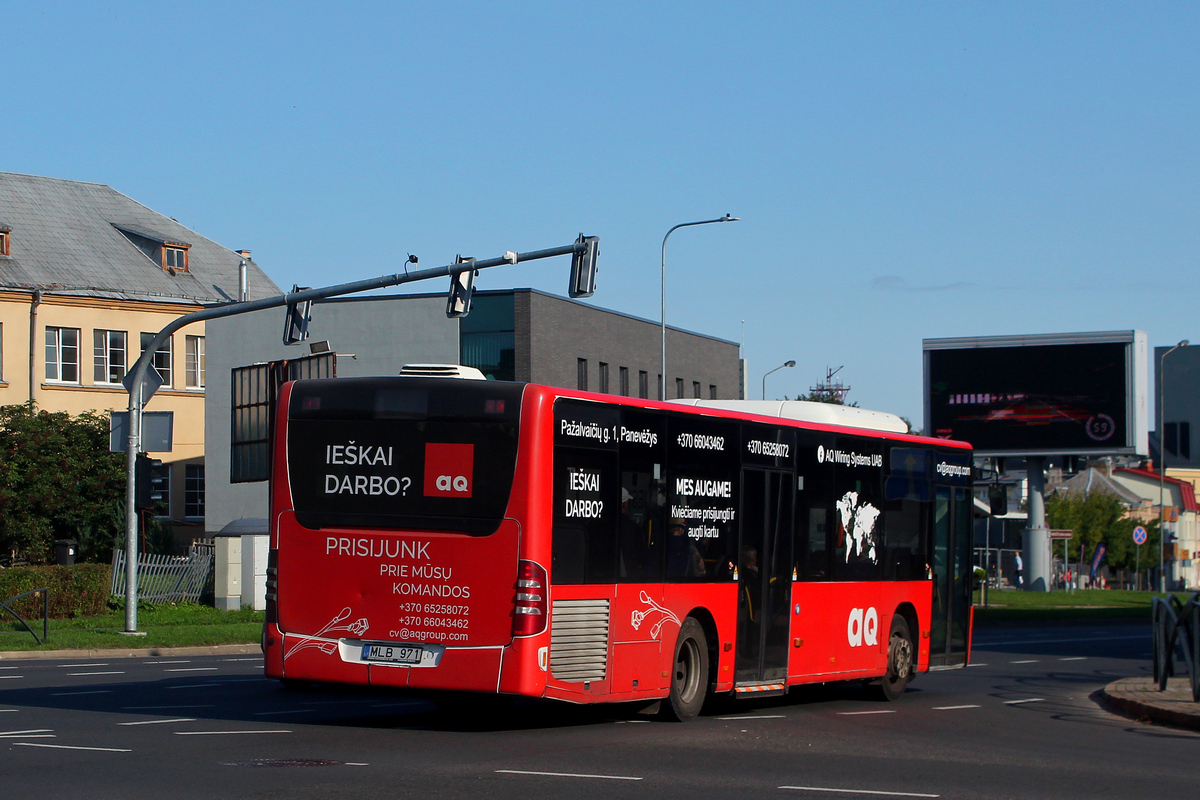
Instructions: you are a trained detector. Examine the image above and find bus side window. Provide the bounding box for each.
[802,506,830,579]
[617,467,665,581]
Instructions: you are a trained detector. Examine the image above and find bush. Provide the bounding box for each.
[0,564,112,620]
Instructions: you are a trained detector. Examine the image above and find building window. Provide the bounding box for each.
[639,370,649,399]
[163,246,189,272]
[693,381,701,399]
[185,335,205,389]
[141,333,172,387]
[577,358,588,391]
[675,377,684,399]
[709,384,717,399]
[93,330,127,384]
[619,366,629,396]
[599,362,609,394]
[185,464,205,519]
[0,230,9,256]
[45,327,80,382]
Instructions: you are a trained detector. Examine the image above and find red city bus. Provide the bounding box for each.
[263,376,974,720]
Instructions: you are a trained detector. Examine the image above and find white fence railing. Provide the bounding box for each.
[110,547,214,603]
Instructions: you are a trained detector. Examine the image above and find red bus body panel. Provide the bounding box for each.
[265,380,970,703]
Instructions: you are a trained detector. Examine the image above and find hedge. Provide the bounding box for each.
[0,564,112,620]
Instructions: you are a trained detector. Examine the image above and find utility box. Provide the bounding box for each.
[214,518,267,611]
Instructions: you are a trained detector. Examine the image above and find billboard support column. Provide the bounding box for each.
[1024,456,1050,592]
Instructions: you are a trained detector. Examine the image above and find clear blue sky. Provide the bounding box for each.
[4,2,1197,423]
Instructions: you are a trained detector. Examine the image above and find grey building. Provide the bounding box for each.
[205,288,742,535]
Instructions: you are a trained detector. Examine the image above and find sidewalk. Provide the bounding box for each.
[0,643,260,661]
[1101,677,1200,731]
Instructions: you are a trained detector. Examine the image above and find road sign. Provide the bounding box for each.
[1049,529,1074,540]
[1133,525,1148,545]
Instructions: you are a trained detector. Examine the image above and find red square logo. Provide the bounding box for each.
[423,443,474,497]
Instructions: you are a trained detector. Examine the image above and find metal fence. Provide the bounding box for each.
[110,544,214,604]
[1152,592,1200,702]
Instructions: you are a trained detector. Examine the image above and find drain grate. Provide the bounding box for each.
[221,758,344,768]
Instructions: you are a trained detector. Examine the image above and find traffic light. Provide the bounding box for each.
[568,233,599,298]
[135,453,166,511]
[989,486,1007,516]
[446,256,476,318]
[283,285,313,345]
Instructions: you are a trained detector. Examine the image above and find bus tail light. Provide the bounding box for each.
[512,560,547,637]
[265,548,279,626]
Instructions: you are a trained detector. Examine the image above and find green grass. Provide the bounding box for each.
[973,587,1194,624]
[0,602,264,652]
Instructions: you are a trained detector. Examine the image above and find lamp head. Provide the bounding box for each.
[1180,340,1190,348]
[785,360,796,367]
[720,214,740,222]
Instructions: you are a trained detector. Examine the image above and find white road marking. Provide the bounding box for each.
[67,671,124,676]
[780,786,938,797]
[966,663,987,667]
[222,658,262,662]
[718,714,786,720]
[1060,657,1087,661]
[0,666,20,669]
[166,668,219,672]
[117,718,196,726]
[253,709,315,716]
[346,762,370,766]
[0,709,18,712]
[51,690,112,697]
[1010,660,1039,664]
[58,663,108,668]
[174,730,292,736]
[0,729,53,736]
[165,684,220,690]
[933,705,981,710]
[495,769,642,781]
[837,710,897,716]
[143,660,191,665]
[14,743,131,752]
[1003,698,1045,705]
[0,676,24,680]
[122,705,214,710]
[977,634,1146,647]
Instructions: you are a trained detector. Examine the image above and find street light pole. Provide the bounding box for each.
[762,360,796,400]
[1159,339,1189,593]
[661,214,738,401]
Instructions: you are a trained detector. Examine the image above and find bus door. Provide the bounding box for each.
[735,468,795,686]
[929,454,973,667]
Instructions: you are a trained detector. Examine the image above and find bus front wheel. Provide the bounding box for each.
[872,615,914,701]
[661,617,709,722]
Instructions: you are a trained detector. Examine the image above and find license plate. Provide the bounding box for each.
[361,644,423,664]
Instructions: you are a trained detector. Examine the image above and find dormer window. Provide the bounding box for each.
[0,228,10,256]
[164,245,189,272]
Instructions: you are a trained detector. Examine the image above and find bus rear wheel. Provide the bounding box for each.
[661,617,709,722]
[872,615,914,701]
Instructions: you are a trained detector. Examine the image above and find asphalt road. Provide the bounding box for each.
[1,620,1194,800]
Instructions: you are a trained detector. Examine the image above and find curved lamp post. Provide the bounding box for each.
[762,360,796,400]
[661,214,739,400]
[1160,339,1189,592]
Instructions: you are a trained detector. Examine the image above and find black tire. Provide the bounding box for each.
[660,617,709,722]
[873,615,914,701]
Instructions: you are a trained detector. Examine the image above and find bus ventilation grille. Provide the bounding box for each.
[549,598,610,683]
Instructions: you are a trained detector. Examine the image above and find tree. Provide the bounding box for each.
[0,403,127,563]
[1045,490,1158,573]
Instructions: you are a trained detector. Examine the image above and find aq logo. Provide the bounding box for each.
[847,606,879,647]
[423,443,474,497]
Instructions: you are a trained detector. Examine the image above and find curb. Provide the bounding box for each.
[1100,677,1200,731]
[0,643,261,661]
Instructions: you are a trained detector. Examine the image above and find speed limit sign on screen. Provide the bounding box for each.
[1133,525,1148,545]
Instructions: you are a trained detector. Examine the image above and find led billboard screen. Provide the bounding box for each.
[924,332,1148,457]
